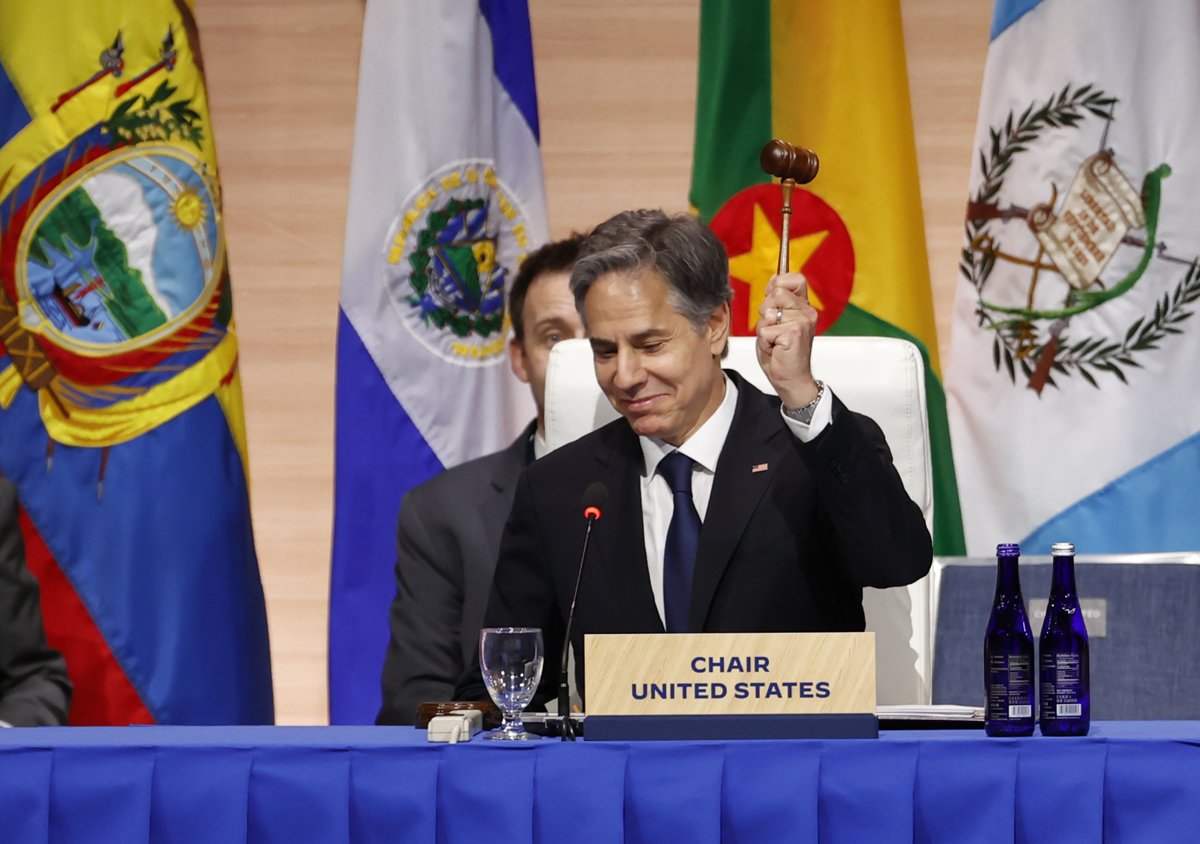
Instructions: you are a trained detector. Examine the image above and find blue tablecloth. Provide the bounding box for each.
[1,722,1198,843]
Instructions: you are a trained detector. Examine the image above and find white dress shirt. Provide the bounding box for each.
[636,374,833,625]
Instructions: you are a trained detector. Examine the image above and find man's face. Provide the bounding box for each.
[510,269,586,433]
[584,269,728,447]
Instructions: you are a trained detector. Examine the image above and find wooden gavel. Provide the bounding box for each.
[760,139,819,274]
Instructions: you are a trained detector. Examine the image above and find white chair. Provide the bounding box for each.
[544,335,935,705]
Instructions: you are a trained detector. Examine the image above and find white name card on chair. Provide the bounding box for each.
[585,632,876,716]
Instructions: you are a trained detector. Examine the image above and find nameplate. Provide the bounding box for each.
[585,632,876,716]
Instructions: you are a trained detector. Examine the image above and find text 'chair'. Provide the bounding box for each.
[544,335,935,705]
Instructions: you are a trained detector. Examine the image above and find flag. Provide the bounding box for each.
[0,2,273,724]
[330,0,545,723]
[947,0,1200,555]
[690,0,965,555]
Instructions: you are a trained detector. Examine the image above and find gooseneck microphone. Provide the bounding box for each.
[559,481,607,741]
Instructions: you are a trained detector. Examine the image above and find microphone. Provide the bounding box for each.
[559,481,607,740]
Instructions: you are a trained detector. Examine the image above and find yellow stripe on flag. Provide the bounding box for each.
[0,6,179,114]
[38,328,240,449]
[0,2,215,206]
[770,0,940,373]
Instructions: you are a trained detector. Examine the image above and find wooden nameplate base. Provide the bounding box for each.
[583,632,877,741]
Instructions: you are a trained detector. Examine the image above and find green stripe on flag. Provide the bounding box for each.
[689,0,772,222]
[828,304,967,555]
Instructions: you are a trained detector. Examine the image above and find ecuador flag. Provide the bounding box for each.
[0,1,273,723]
[691,0,965,555]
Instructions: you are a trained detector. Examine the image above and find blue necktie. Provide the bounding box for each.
[659,451,700,633]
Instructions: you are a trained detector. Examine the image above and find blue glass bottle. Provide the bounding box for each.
[984,543,1035,736]
[1039,542,1090,736]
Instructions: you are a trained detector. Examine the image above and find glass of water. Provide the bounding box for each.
[480,627,544,741]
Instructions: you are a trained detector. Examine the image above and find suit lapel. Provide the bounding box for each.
[590,423,664,633]
[690,375,790,630]
[479,422,536,560]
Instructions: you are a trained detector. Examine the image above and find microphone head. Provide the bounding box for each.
[580,481,608,520]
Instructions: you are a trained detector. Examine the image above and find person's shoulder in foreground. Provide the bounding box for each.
[0,476,72,727]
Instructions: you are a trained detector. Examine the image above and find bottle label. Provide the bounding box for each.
[986,654,1034,722]
[1041,652,1085,718]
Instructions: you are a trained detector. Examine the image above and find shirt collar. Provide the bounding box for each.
[532,429,548,461]
[639,375,739,477]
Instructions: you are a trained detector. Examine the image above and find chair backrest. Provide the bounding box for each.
[932,553,1200,719]
[544,335,935,704]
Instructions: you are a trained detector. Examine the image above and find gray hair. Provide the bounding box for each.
[569,210,733,334]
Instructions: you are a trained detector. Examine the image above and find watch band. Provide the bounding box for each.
[783,380,825,425]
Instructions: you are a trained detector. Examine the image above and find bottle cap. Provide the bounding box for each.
[1051,542,1075,556]
[996,543,1020,556]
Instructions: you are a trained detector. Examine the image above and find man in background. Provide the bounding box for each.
[377,235,586,725]
[0,476,71,726]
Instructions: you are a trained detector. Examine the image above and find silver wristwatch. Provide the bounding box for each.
[783,380,825,425]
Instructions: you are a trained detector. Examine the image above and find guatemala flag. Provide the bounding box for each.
[330,0,545,723]
[946,0,1200,555]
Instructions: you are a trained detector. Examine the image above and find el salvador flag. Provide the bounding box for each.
[946,0,1200,556]
[330,0,544,724]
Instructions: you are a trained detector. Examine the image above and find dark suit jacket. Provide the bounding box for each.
[457,371,932,703]
[376,423,534,725]
[0,477,71,726]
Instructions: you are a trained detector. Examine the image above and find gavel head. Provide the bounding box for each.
[760,139,819,184]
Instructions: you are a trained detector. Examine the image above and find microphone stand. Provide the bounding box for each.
[559,508,599,740]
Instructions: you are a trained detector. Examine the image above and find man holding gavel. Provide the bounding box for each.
[457,209,931,705]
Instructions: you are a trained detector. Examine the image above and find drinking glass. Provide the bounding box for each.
[480,627,544,741]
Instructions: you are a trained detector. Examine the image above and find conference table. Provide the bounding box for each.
[1,721,1197,842]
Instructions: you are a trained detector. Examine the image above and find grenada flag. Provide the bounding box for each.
[0,1,273,724]
[690,0,965,554]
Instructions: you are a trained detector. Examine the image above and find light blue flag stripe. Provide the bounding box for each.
[991,0,1045,40]
[1023,431,1200,554]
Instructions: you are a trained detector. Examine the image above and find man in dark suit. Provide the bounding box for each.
[0,476,71,726]
[457,209,931,704]
[377,235,587,725]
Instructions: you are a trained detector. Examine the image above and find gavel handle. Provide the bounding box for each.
[778,179,795,275]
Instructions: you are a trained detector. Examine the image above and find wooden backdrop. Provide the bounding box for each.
[194,0,990,724]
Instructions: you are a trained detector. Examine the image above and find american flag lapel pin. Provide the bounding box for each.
[751,462,769,473]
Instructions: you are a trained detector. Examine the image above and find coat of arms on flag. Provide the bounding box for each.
[961,86,1190,396]
[384,160,533,364]
[1,24,237,453]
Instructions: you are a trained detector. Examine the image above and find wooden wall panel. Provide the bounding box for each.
[903,1,992,364]
[196,0,988,724]
[530,0,701,234]
[196,0,361,724]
